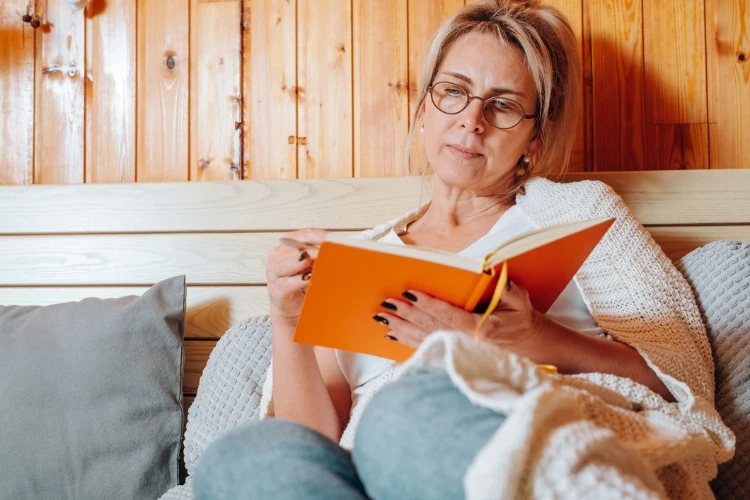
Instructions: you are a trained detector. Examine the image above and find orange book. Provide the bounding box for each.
[292,216,615,362]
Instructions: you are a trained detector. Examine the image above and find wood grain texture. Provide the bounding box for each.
[542,0,585,172]
[190,0,242,182]
[4,170,750,235]
[85,0,136,183]
[137,0,189,181]
[0,178,425,233]
[0,1,35,185]
[643,0,707,125]
[35,0,85,184]
[184,340,217,394]
[642,0,707,171]
[353,0,408,178]
[297,0,352,178]
[0,285,271,339]
[406,0,463,175]
[0,231,356,286]
[244,0,297,180]
[706,0,750,169]
[654,124,709,170]
[588,0,645,171]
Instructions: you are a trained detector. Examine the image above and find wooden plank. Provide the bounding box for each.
[184,340,217,394]
[297,0,352,178]
[0,233,279,286]
[562,170,750,225]
[244,0,297,180]
[0,232,357,286]
[35,0,85,184]
[642,0,707,125]
[650,226,750,262]
[137,0,190,181]
[542,0,585,172]
[706,0,750,169]
[653,124,709,170]
[0,286,270,339]
[190,0,242,182]
[407,0,463,123]
[407,0,463,175]
[0,0,35,185]
[353,0,408,178]
[0,178,426,234]
[85,0,136,183]
[642,0,707,171]
[588,0,645,171]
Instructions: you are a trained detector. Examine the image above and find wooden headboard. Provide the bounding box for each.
[2,170,749,408]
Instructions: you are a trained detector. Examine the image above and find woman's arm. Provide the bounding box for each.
[516,315,675,401]
[272,321,351,442]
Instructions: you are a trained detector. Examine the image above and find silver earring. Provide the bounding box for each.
[419,118,424,134]
[523,156,531,165]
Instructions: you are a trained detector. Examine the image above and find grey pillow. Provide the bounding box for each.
[0,275,186,500]
[676,241,750,499]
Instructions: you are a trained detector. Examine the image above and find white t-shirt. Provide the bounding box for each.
[335,205,605,406]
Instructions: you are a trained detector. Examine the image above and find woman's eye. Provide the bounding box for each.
[445,87,464,96]
[491,99,513,112]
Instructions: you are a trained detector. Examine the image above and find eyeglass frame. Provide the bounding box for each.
[426,81,537,130]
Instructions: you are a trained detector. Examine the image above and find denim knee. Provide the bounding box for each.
[194,418,366,500]
[353,370,505,500]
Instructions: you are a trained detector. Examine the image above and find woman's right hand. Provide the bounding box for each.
[266,228,329,330]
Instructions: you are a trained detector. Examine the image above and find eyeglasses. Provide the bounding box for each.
[427,81,536,130]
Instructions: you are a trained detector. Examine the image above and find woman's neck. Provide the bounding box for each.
[413,183,513,232]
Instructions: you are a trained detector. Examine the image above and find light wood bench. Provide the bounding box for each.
[1,170,749,414]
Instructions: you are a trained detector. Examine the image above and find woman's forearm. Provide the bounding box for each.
[518,315,676,402]
[271,321,343,441]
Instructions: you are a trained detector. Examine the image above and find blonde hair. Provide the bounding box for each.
[406,0,582,187]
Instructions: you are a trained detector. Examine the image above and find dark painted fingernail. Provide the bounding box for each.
[506,279,513,291]
[298,251,308,261]
[373,315,389,326]
[402,291,417,302]
[302,272,312,281]
[380,301,397,311]
[385,334,397,341]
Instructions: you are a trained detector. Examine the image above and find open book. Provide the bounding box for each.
[292,216,615,362]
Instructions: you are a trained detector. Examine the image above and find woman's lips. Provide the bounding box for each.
[447,144,483,160]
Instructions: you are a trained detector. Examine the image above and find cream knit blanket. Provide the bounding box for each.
[261,177,735,498]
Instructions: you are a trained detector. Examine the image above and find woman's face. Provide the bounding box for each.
[422,32,538,193]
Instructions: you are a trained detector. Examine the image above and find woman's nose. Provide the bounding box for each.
[460,97,486,133]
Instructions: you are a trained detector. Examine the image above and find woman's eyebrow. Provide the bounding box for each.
[439,71,526,98]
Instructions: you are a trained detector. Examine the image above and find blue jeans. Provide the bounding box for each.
[194,370,506,499]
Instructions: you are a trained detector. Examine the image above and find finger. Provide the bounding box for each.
[398,290,477,333]
[380,298,447,334]
[266,246,319,281]
[491,279,532,311]
[372,312,427,349]
[271,270,314,298]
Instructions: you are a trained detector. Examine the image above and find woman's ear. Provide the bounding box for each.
[525,135,541,158]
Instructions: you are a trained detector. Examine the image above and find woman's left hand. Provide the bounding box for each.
[375,281,548,353]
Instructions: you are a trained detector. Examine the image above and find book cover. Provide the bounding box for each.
[292,216,614,362]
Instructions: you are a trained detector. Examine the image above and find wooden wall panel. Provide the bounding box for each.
[407,0,463,175]
[85,0,137,183]
[137,0,190,181]
[0,1,35,185]
[706,0,750,169]
[35,0,85,184]
[643,0,707,170]
[542,0,585,172]
[588,0,645,171]
[297,0,352,178]
[190,0,242,182]
[353,0,408,178]
[244,0,297,180]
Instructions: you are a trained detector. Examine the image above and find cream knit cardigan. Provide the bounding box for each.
[260,177,735,499]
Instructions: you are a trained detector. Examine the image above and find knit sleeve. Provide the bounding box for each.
[517,178,715,407]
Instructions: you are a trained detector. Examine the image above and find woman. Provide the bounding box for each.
[195,1,733,498]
